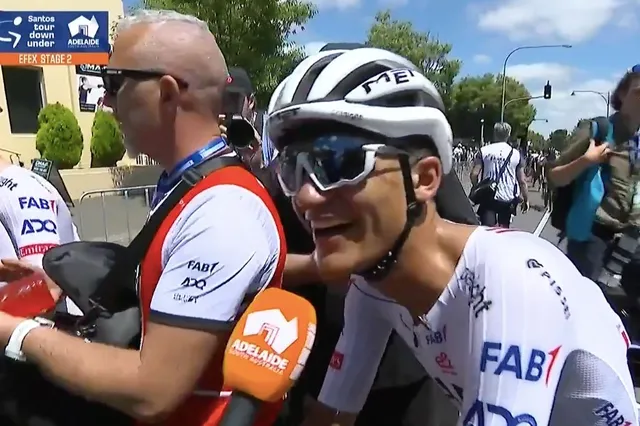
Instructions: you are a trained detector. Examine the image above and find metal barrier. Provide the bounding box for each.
[76,185,156,244]
[136,153,158,166]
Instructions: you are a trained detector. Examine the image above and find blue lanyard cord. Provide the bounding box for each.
[152,137,227,208]
[630,133,640,171]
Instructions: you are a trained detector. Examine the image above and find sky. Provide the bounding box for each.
[123,0,637,137]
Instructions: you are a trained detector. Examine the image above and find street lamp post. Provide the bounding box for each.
[480,118,485,145]
[500,44,572,122]
[503,95,544,110]
[571,90,610,116]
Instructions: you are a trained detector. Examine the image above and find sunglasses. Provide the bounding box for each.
[275,134,406,196]
[101,68,189,97]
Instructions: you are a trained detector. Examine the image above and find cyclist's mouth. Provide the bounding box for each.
[312,223,352,241]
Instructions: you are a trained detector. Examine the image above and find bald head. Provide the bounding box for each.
[113,10,228,113]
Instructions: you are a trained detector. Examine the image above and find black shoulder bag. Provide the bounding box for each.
[469,148,514,205]
[0,155,242,426]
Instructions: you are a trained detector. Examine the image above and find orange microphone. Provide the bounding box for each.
[220,288,317,426]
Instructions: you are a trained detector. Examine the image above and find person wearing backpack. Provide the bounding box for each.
[469,122,529,227]
[547,67,640,292]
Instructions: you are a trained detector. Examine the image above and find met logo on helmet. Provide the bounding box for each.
[21,219,57,235]
[360,68,416,95]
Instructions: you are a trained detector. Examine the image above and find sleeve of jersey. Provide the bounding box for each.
[0,192,61,267]
[317,280,392,414]
[148,186,279,331]
[459,254,569,426]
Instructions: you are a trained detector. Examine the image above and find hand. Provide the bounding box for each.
[0,259,62,302]
[219,116,227,140]
[583,139,612,164]
[0,258,37,282]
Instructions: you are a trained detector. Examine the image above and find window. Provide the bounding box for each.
[2,66,44,134]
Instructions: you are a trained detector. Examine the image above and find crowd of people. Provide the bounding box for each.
[0,8,638,426]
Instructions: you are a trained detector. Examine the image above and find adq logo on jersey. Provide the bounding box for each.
[18,196,56,212]
[228,309,299,374]
[462,400,537,426]
[593,402,632,426]
[20,219,57,235]
[479,341,561,385]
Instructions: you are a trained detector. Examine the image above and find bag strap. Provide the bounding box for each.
[125,155,243,266]
[591,116,612,145]
[495,147,514,183]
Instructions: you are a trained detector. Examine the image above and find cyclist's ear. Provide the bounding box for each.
[412,156,441,203]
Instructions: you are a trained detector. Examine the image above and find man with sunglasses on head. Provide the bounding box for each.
[269,48,638,426]
[0,10,286,426]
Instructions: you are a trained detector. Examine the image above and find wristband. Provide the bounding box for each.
[5,317,54,362]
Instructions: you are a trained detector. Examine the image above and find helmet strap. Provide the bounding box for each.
[357,155,423,281]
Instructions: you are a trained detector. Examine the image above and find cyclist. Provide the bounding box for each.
[268,48,638,426]
[0,156,81,313]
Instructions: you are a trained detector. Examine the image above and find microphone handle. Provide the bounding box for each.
[220,391,262,426]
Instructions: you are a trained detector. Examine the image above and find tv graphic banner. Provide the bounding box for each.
[0,11,109,65]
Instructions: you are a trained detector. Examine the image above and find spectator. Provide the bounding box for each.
[548,68,640,291]
[223,67,264,170]
[470,122,529,227]
[0,9,285,426]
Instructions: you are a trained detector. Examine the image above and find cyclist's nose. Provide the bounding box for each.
[293,178,327,215]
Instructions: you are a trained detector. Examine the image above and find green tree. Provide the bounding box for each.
[91,110,125,167]
[35,102,68,156]
[548,128,569,151]
[139,0,316,106]
[366,11,461,108]
[448,73,536,141]
[528,130,547,151]
[35,103,83,169]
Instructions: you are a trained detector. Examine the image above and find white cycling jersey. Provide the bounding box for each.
[319,227,638,426]
[0,164,81,314]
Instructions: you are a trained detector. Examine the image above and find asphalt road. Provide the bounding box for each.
[456,170,562,244]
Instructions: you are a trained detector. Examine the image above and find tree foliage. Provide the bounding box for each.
[91,110,125,167]
[528,130,547,151]
[548,128,569,151]
[138,0,317,106]
[366,11,461,108]
[448,73,536,141]
[35,103,83,169]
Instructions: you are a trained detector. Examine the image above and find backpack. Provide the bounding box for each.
[550,116,612,234]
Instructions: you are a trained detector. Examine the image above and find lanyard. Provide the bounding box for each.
[152,137,227,208]
[630,132,640,172]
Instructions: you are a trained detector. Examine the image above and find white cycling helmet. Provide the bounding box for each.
[266,47,454,174]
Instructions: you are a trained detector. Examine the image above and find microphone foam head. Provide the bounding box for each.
[223,288,317,402]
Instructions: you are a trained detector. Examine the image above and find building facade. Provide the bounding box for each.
[0,0,125,168]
